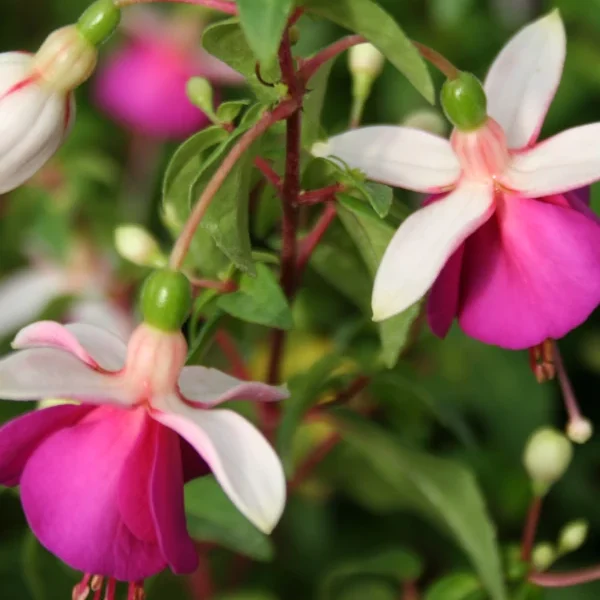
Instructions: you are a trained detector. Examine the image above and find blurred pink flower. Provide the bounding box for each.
[93,8,242,139]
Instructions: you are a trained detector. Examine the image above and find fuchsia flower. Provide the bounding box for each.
[318,11,600,349]
[94,8,242,139]
[0,320,287,597]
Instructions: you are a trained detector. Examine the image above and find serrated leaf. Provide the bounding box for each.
[340,418,506,600]
[337,195,420,367]
[185,477,274,561]
[237,0,294,65]
[217,263,293,329]
[278,354,343,473]
[424,573,484,600]
[202,19,282,102]
[321,548,423,600]
[300,0,434,103]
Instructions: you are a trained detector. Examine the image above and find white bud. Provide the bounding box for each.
[558,520,588,554]
[523,427,573,495]
[532,542,556,572]
[402,108,448,137]
[115,225,165,267]
[348,43,385,78]
[0,52,73,193]
[567,417,593,444]
[33,26,97,92]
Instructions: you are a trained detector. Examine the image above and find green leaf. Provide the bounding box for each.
[217,263,293,329]
[321,548,423,600]
[185,477,275,561]
[337,195,420,367]
[217,100,252,124]
[237,0,294,65]
[302,57,335,147]
[424,573,484,600]
[278,354,344,473]
[216,593,278,600]
[360,182,394,218]
[202,19,282,102]
[340,418,506,600]
[336,582,396,600]
[299,0,434,103]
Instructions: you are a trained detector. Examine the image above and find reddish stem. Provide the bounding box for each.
[530,565,600,588]
[289,432,341,491]
[326,375,370,408]
[521,495,543,563]
[189,277,237,293]
[115,0,238,13]
[411,41,459,79]
[254,156,282,191]
[402,581,419,600]
[297,203,338,274]
[214,330,250,381]
[297,184,344,206]
[189,544,215,599]
[169,98,300,270]
[299,34,365,83]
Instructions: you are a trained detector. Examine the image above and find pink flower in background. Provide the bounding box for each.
[94,8,242,139]
[0,320,286,598]
[317,12,600,349]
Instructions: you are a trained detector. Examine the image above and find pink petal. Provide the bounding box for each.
[457,194,600,348]
[0,348,131,405]
[152,406,285,534]
[13,321,127,371]
[427,244,465,338]
[178,366,288,407]
[313,126,461,193]
[150,424,198,574]
[0,404,92,486]
[0,269,66,340]
[501,124,600,196]
[485,10,565,149]
[372,182,495,321]
[20,406,166,581]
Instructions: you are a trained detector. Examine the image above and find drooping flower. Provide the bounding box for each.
[317,11,600,349]
[0,1,121,193]
[0,279,286,598]
[93,8,242,139]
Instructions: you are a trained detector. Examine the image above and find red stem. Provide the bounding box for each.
[115,0,238,13]
[214,330,250,381]
[530,565,600,588]
[297,203,338,274]
[402,581,419,600]
[299,34,365,83]
[411,41,459,79]
[189,277,237,293]
[254,156,282,191]
[289,432,341,491]
[169,98,299,270]
[521,496,543,563]
[297,184,344,205]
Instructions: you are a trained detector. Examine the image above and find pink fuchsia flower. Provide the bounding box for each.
[94,8,242,139]
[317,11,600,349]
[0,320,287,597]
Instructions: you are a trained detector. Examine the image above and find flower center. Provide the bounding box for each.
[451,118,511,182]
[73,575,145,600]
[123,323,188,405]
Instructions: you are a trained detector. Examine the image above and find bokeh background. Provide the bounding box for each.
[1,0,600,598]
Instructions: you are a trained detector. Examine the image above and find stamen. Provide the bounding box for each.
[72,574,91,600]
[104,579,117,600]
[553,341,593,444]
[528,339,556,383]
[127,581,146,600]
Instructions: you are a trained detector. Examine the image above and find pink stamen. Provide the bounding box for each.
[104,579,117,600]
[127,581,146,600]
[72,574,91,600]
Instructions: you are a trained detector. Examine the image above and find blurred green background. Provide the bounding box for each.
[2,0,600,598]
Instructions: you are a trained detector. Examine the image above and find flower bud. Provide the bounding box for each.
[141,269,193,332]
[567,417,593,444]
[186,77,217,121]
[349,43,385,80]
[532,542,556,572]
[558,520,588,554]
[77,0,122,46]
[441,71,488,132]
[523,427,573,495]
[115,224,165,267]
[32,26,97,93]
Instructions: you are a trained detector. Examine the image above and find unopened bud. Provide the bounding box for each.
[115,225,165,267]
[186,77,216,121]
[523,427,573,495]
[349,43,385,79]
[567,417,593,444]
[402,108,448,136]
[33,26,97,92]
[558,520,588,554]
[532,542,556,572]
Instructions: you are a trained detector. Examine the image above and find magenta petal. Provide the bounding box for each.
[20,406,166,581]
[427,244,465,338]
[458,195,600,349]
[0,405,91,486]
[151,425,198,574]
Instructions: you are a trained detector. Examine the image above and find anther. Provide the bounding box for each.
[72,575,91,600]
[529,339,556,383]
[127,581,146,600]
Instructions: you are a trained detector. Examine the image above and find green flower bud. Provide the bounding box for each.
[441,71,488,132]
[141,269,192,332]
[115,225,165,267]
[77,0,121,46]
[558,520,589,554]
[532,543,556,572]
[523,427,573,496]
[186,77,217,122]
